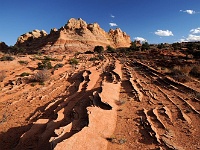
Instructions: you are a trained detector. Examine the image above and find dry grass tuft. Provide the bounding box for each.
[0,70,6,82]
[31,69,51,83]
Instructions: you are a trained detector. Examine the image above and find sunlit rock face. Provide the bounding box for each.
[16,18,131,54]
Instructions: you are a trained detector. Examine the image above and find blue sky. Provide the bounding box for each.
[0,0,200,46]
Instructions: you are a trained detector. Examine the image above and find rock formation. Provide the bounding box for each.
[16,29,48,44]
[0,42,8,51]
[15,18,131,54]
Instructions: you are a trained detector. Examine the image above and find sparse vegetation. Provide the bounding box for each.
[94,46,104,54]
[106,137,127,144]
[129,41,140,51]
[69,58,79,65]
[32,55,57,61]
[106,45,115,53]
[84,50,94,54]
[54,63,64,70]
[20,72,30,77]
[74,52,82,58]
[89,57,99,61]
[172,42,181,50]
[43,56,57,61]
[115,100,126,106]
[157,43,165,49]
[31,70,51,83]
[0,55,15,61]
[18,60,28,65]
[195,92,200,99]
[189,66,200,78]
[141,42,150,51]
[168,66,190,83]
[37,60,53,70]
[9,45,25,54]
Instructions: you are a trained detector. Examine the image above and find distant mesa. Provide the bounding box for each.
[15,18,131,54]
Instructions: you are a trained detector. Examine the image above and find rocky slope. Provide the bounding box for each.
[0,52,200,150]
[16,18,131,54]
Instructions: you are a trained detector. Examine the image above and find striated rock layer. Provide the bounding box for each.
[15,18,131,54]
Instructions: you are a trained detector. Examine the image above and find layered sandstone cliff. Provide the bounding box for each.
[15,18,131,53]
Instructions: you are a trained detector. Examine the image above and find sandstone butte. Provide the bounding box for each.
[14,18,131,54]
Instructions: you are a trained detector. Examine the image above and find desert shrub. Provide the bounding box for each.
[172,42,181,50]
[173,66,191,76]
[98,55,104,60]
[196,92,200,99]
[89,57,98,61]
[37,60,53,70]
[74,52,82,58]
[43,56,57,61]
[141,42,150,51]
[189,66,200,78]
[94,46,104,54]
[84,50,94,54]
[106,45,115,53]
[115,100,125,106]
[0,70,6,82]
[9,45,25,54]
[54,63,64,70]
[20,72,30,77]
[31,70,51,83]
[157,43,165,49]
[18,60,28,65]
[0,55,15,61]
[69,58,79,65]
[170,68,190,83]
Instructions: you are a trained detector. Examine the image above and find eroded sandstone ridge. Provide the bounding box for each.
[15,18,131,53]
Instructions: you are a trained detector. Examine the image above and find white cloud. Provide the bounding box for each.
[110,14,115,18]
[180,38,187,42]
[134,37,147,43]
[180,9,197,14]
[179,27,200,42]
[180,34,200,42]
[109,23,117,27]
[155,30,174,36]
[186,34,200,42]
[190,27,200,34]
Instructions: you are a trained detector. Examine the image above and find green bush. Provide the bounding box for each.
[94,46,104,54]
[54,63,64,70]
[106,45,115,53]
[89,57,98,61]
[20,72,30,77]
[0,55,15,61]
[37,60,53,70]
[69,58,79,65]
[141,42,150,51]
[84,50,94,54]
[98,55,104,61]
[43,56,57,61]
[18,60,28,65]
